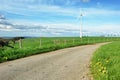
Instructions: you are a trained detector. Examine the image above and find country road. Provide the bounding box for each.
[0,43,107,80]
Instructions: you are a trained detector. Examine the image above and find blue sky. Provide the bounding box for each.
[0,0,120,37]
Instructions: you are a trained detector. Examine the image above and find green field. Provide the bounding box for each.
[91,41,120,80]
[0,37,120,63]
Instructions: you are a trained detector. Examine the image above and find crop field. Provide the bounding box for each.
[91,41,120,80]
[0,37,120,63]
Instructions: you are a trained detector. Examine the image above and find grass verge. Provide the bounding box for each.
[0,37,120,63]
[91,41,120,80]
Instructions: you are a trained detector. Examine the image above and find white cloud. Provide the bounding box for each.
[82,8,120,17]
[0,0,120,37]
[0,15,5,20]
[84,24,120,32]
[81,0,90,3]
[0,24,19,31]
[0,0,120,19]
[27,5,78,17]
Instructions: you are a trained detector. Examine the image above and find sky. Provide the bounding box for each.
[0,0,120,37]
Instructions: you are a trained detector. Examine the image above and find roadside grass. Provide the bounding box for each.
[0,37,120,63]
[91,41,120,80]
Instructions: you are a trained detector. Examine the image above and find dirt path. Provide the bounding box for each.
[0,43,107,80]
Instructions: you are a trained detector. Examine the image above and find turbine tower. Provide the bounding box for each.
[80,8,83,38]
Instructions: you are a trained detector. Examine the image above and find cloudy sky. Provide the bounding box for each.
[0,0,120,37]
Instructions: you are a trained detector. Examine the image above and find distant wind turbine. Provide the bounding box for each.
[79,8,83,38]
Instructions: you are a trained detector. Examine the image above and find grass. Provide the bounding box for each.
[0,37,120,63]
[91,41,120,80]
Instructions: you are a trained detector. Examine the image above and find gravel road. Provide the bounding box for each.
[0,43,107,80]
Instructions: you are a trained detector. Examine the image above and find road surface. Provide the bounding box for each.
[0,43,107,80]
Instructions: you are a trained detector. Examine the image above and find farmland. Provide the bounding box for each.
[0,37,120,63]
[91,41,120,80]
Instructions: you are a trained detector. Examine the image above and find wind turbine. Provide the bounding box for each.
[79,8,83,38]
